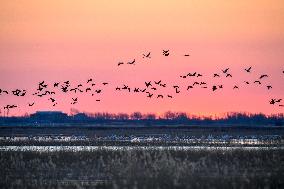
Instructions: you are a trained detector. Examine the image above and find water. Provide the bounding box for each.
[1,145,283,152]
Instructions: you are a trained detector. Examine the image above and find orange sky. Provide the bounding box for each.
[0,0,284,116]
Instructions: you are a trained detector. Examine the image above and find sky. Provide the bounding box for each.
[0,0,284,116]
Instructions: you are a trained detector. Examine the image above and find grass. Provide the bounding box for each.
[1,148,283,189]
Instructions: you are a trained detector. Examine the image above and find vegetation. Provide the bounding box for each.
[0,111,283,126]
[1,148,283,189]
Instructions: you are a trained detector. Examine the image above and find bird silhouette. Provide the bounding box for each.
[54,82,60,87]
[254,80,261,85]
[233,85,239,89]
[145,81,152,88]
[244,81,250,85]
[187,86,193,90]
[87,79,93,83]
[222,68,229,73]
[167,95,173,98]
[28,102,35,107]
[212,86,218,91]
[213,74,220,77]
[162,50,170,56]
[267,86,272,90]
[245,67,252,73]
[259,74,268,79]
[142,52,151,58]
[118,62,124,66]
[102,82,109,85]
[157,95,164,98]
[127,59,135,65]
[184,54,190,56]
[154,80,162,85]
[226,73,232,77]
[146,92,153,98]
[115,87,121,91]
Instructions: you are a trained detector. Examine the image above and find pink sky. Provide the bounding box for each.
[0,0,284,116]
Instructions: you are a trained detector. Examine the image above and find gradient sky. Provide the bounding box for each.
[0,0,284,116]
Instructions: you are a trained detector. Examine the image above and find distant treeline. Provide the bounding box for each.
[0,111,283,126]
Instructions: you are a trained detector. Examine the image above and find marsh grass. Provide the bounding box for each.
[1,148,283,189]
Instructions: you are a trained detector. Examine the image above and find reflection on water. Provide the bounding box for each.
[1,145,283,152]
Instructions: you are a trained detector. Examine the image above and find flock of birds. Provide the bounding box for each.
[0,49,283,116]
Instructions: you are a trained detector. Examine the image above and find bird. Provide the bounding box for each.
[259,74,268,79]
[212,86,218,91]
[267,86,272,90]
[187,72,197,77]
[233,85,239,89]
[226,73,232,78]
[54,82,60,87]
[145,81,152,88]
[193,82,199,86]
[134,88,140,93]
[154,80,162,85]
[213,74,220,77]
[245,67,252,73]
[86,88,91,92]
[184,54,190,56]
[102,82,109,85]
[218,85,223,89]
[157,95,164,98]
[197,74,203,77]
[95,89,102,94]
[96,99,101,102]
[162,50,170,56]
[118,62,124,66]
[71,97,78,104]
[187,86,193,90]
[115,87,121,91]
[87,79,93,83]
[28,102,35,107]
[160,84,166,87]
[146,92,153,98]
[127,59,135,65]
[254,80,261,85]
[167,95,173,98]
[142,52,151,58]
[244,81,250,85]
[140,89,147,92]
[222,68,229,73]
[49,98,56,103]
[151,87,157,90]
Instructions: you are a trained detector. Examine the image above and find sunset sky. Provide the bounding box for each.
[0,0,283,116]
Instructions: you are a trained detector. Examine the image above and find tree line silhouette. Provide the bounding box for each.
[0,111,283,126]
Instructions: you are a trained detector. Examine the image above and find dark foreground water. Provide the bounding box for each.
[0,126,284,189]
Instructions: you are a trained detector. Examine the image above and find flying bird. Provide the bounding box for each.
[245,67,252,73]
[127,59,136,65]
[142,52,151,58]
[118,62,124,66]
[222,68,229,74]
[259,74,268,79]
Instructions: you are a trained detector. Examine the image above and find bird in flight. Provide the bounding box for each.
[226,73,232,78]
[222,68,230,74]
[28,102,35,107]
[184,54,190,57]
[127,59,135,65]
[213,74,220,77]
[267,86,272,90]
[118,62,124,66]
[259,74,268,79]
[142,52,151,58]
[145,81,152,88]
[233,85,239,89]
[254,80,261,85]
[162,50,170,56]
[245,67,252,73]
[87,79,93,83]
